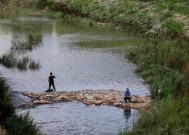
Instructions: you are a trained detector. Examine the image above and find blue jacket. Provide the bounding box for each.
[125,90,131,97]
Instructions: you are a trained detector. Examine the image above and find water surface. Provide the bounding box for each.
[0,16,149,135]
[18,102,139,135]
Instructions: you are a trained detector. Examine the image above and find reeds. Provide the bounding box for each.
[0,32,42,70]
[0,54,40,70]
[11,33,42,51]
[122,37,189,134]
[0,53,17,68]
[123,98,189,135]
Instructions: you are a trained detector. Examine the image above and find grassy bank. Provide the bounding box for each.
[119,39,189,134]
[1,0,188,39]
[50,0,189,39]
[49,0,189,134]
[0,76,42,135]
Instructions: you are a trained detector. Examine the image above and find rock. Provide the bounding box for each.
[94,100,102,105]
[85,95,94,100]
[113,102,122,107]
[23,89,151,110]
[11,91,33,108]
[83,99,92,105]
[33,100,50,104]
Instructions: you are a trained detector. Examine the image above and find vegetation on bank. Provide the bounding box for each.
[51,0,189,134]
[53,0,189,39]
[120,38,189,134]
[1,0,188,39]
[0,76,42,135]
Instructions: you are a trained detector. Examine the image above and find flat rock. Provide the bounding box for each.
[23,89,152,110]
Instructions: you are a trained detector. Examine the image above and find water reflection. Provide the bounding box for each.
[124,107,131,120]
[17,102,139,135]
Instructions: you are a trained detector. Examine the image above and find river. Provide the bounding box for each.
[0,16,149,135]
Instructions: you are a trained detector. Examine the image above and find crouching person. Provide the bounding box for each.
[124,88,132,103]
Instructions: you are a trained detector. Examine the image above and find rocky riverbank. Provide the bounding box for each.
[22,89,151,110]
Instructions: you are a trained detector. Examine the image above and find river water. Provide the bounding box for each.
[0,16,149,135]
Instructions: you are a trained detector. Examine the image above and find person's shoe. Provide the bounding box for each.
[45,89,53,92]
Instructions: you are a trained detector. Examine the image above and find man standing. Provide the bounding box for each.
[48,72,56,92]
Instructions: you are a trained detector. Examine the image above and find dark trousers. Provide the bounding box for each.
[124,97,131,103]
[49,83,56,91]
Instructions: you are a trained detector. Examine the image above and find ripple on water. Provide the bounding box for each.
[17,101,140,135]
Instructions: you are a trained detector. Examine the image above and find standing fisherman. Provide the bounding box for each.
[48,72,56,92]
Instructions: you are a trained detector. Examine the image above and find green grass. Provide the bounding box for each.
[121,97,189,135]
[12,33,42,51]
[0,54,17,68]
[0,77,15,121]
[0,54,40,70]
[29,59,40,70]
[121,37,189,134]
[0,76,42,135]
[0,32,42,70]
[16,57,29,70]
[4,113,42,135]
[50,11,64,19]
[164,19,183,37]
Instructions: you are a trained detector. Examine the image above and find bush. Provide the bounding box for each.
[0,54,17,68]
[4,113,42,135]
[29,59,40,70]
[0,77,15,122]
[16,57,29,70]
[51,11,64,19]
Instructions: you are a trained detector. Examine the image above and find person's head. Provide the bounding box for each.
[126,88,129,91]
[50,72,52,75]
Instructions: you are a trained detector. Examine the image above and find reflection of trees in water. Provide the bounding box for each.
[0,33,42,70]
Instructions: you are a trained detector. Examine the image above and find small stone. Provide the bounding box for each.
[33,100,50,104]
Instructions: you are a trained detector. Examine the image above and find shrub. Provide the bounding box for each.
[29,59,40,70]
[51,11,64,19]
[4,113,42,135]
[16,57,29,70]
[0,54,17,68]
[0,77,15,121]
